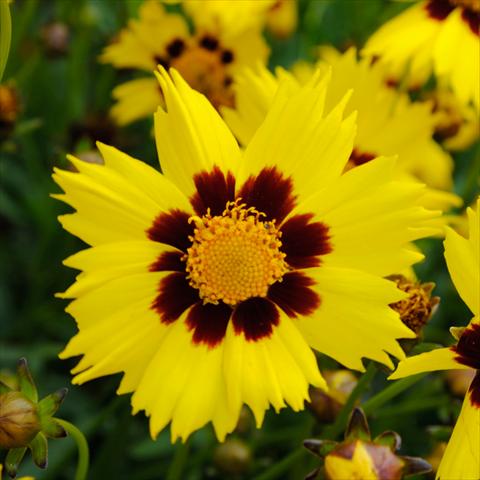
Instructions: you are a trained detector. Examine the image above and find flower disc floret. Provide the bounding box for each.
[185,201,288,305]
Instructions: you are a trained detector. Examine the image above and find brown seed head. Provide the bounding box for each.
[388,275,439,335]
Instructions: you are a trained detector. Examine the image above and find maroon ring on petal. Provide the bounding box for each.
[150,251,185,272]
[232,297,280,341]
[425,0,455,20]
[190,166,236,216]
[147,209,194,252]
[462,8,480,36]
[186,302,232,348]
[268,272,321,318]
[280,213,332,269]
[452,323,480,369]
[238,167,296,223]
[152,272,199,324]
[468,371,480,408]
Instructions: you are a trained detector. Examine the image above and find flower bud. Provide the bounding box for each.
[213,438,252,475]
[0,392,40,449]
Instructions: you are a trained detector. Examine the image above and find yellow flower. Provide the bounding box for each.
[390,198,480,479]
[362,0,480,110]
[426,86,480,151]
[222,48,461,218]
[53,68,438,442]
[100,0,269,125]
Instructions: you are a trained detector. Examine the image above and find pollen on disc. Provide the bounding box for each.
[185,201,289,306]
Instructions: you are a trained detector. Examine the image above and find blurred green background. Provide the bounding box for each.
[0,0,478,478]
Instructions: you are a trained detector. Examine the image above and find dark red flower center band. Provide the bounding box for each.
[452,323,480,408]
[146,166,332,348]
[426,0,479,36]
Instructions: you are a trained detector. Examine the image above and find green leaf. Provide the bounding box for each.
[17,358,38,403]
[29,432,48,469]
[0,380,12,394]
[5,447,27,477]
[0,0,12,82]
[303,439,337,458]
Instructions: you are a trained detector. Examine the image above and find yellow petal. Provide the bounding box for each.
[444,199,480,317]
[223,313,326,427]
[389,347,468,379]
[437,382,480,479]
[154,68,241,196]
[298,266,414,371]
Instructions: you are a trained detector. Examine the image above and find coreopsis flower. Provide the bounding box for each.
[390,198,480,479]
[0,359,67,478]
[222,48,460,220]
[304,408,431,480]
[100,0,269,125]
[362,0,479,110]
[426,86,480,150]
[54,68,439,442]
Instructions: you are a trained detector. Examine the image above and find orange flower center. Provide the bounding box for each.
[170,45,234,109]
[185,201,288,306]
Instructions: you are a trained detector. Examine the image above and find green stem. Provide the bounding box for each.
[165,440,190,480]
[55,419,90,480]
[362,373,427,414]
[253,448,306,480]
[0,0,12,82]
[322,362,377,440]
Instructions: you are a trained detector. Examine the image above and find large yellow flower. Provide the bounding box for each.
[223,48,460,215]
[362,0,480,110]
[53,68,439,442]
[100,0,269,125]
[390,198,480,479]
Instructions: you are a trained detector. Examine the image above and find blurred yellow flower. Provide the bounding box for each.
[363,0,479,110]
[222,48,461,220]
[101,0,269,125]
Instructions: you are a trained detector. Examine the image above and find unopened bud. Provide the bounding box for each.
[213,438,252,475]
[41,22,70,57]
[0,392,40,449]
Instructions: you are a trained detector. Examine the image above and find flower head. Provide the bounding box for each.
[390,198,480,479]
[362,0,480,110]
[304,408,431,480]
[100,0,269,125]
[54,67,439,442]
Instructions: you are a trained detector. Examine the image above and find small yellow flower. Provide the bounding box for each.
[53,68,439,442]
[390,198,480,479]
[100,0,269,125]
[362,0,480,110]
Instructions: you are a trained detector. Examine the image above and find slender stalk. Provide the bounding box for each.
[362,373,427,414]
[0,0,12,82]
[322,362,377,440]
[55,419,90,480]
[253,448,306,480]
[166,440,190,480]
